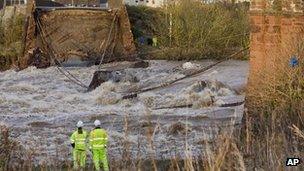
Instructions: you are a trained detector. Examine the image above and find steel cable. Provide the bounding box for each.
[36,16,89,89]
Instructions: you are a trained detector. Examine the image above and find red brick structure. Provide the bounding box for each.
[249,0,304,80]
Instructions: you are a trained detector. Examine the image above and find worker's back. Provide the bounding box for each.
[89,128,108,149]
[70,130,87,150]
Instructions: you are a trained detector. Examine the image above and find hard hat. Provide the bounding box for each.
[76,121,84,128]
[94,120,101,127]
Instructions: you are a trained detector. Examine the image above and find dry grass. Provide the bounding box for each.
[0,124,22,171]
[1,107,245,171]
[290,125,304,140]
[242,35,304,170]
[0,14,24,70]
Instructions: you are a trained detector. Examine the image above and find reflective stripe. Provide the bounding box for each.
[90,138,107,141]
[76,138,86,141]
[93,145,105,147]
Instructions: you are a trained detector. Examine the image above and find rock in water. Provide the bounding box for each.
[132,60,149,68]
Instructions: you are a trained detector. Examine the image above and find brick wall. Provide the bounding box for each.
[249,0,304,80]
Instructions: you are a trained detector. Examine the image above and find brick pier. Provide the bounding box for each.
[249,0,304,83]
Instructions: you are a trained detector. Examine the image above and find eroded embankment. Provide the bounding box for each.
[0,60,248,167]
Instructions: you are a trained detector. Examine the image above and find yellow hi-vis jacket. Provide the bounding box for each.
[70,130,88,150]
[89,128,108,149]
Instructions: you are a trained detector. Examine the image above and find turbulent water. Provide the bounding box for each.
[0,60,249,166]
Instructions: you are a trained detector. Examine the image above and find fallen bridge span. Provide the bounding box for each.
[20,0,136,69]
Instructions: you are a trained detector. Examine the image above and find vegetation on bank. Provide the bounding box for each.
[127,0,250,60]
[243,38,304,170]
[0,14,24,71]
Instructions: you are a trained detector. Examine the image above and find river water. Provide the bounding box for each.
[0,60,249,167]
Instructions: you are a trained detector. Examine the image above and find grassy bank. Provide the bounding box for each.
[127,0,250,60]
[0,14,24,71]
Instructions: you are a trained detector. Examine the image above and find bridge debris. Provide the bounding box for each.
[88,60,149,91]
[20,0,136,69]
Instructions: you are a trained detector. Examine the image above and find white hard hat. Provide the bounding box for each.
[76,121,84,128]
[94,120,101,127]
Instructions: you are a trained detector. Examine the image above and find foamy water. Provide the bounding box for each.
[0,60,249,166]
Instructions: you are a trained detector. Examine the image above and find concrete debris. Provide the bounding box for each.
[182,62,199,69]
[88,61,148,91]
[215,99,226,106]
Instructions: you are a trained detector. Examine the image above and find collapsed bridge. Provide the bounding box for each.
[20,0,136,69]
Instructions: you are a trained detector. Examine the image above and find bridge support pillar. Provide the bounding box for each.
[248,0,304,88]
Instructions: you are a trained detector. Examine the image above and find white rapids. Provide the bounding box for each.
[0,60,249,166]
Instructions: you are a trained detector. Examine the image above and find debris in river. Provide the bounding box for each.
[167,121,192,135]
[88,61,149,91]
[182,62,199,69]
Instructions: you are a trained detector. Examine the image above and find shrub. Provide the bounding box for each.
[127,5,165,39]
[0,14,24,70]
[127,1,250,60]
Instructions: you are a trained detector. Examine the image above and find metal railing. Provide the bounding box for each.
[34,0,109,9]
[3,0,26,6]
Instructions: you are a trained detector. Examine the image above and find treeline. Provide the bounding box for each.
[127,0,250,60]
